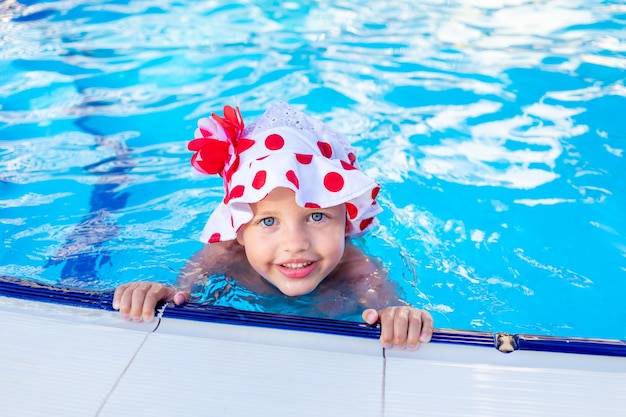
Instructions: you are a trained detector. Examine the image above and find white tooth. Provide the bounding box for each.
[283,262,311,269]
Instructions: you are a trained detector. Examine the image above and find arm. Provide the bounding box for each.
[113,241,238,322]
[338,241,434,350]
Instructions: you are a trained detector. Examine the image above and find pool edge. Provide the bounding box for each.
[1,275,624,357]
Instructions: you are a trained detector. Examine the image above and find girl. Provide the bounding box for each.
[114,103,433,350]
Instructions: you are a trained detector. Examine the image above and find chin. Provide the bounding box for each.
[277,284,317,297]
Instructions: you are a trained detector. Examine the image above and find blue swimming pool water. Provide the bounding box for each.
[1,0,625,340]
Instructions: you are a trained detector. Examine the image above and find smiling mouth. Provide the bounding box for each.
[280,261,313,269]
[276,261,317,279]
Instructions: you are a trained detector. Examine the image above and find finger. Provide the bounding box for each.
[419,310,434,343]
[112,284,129,310]
[140,283,174,322]
[129,283,151,322]
[118,283,140,320]
[361,308,379,325]
[392,308,410,349]
[141,285,168,322]
[173,291,190,305]
[145,285,180,321]
[378,308,395,349]
[406,309,423,350]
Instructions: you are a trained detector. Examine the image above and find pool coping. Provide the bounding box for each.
[1,275,624,357]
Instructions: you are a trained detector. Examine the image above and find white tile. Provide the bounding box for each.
[4,298,625,417]
[100,328,385,417]
[0,298,155,417]
[383,343,626,417]
[155,314,384,357]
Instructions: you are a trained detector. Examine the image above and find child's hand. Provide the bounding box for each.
[113,282,189,322]
[362,306,434,350]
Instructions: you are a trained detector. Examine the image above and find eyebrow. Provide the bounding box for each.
[253,210,280,217]
[251,202,344,218]
[252,206,334,218]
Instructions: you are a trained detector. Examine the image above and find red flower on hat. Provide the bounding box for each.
[213,105,244,142]
[188,105,254,178]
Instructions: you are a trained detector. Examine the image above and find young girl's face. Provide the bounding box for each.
[236,187,347,297]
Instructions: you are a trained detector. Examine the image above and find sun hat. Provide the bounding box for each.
[188,102,382,243]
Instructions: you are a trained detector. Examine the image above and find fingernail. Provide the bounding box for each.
[367,311,377,322]
[407,344,417,351]
[143,315,154,323]
[122,313,130,320]
[382,342,392,349]
[112,301,119,310]
[132,316,143,322]
[394,344,406,350]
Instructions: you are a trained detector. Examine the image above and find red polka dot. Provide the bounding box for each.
[359,217,374,231]
[341,160,357,171]
[252,170,266,189]
[286,170,300,189]
[208,233,221,243]
[323,172,344,192]
[348,152,357,164]
[296,153,313,164]
[317,141,333,158]
[305,202,321,208]
[230,185,245,199]
[372,186,380,199]
[346,202,358,220]
[265,134,284,150]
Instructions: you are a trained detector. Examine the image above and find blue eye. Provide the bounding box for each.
[261,217,275,227]
[311,213,325,222]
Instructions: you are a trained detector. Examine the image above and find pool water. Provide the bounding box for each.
[1,0,625,340]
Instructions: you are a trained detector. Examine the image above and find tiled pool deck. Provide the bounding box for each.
[1,294,625,417]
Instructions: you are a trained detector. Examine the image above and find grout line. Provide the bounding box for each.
[94,331,151,416]
[381,348,386,417]
[94,305,167,416]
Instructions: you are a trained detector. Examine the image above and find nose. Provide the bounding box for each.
[280,222,310,253]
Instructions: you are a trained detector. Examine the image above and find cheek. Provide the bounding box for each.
[244,231,274,257]
[323,229,346,260]
[243,247,267,277]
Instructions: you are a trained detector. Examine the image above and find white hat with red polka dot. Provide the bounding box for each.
[188,102,382,243]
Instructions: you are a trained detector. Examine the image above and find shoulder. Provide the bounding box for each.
[339,239,387,276]
[337,240,385,278]
[330,240,402,309]
[198,240,247,259]
[193,240,247,274]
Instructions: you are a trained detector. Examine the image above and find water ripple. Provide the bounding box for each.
[1,0,625,338]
